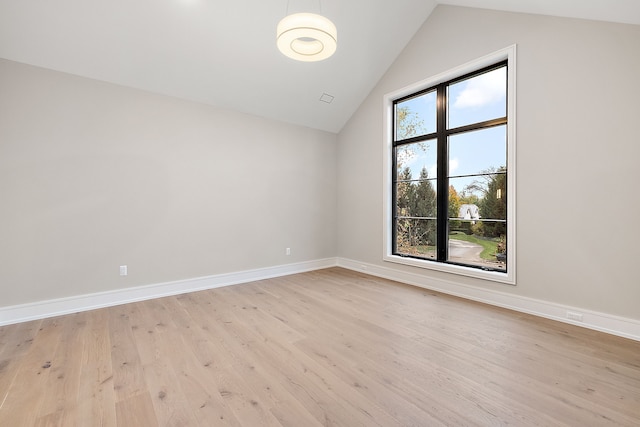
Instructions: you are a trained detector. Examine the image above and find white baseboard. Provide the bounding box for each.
[0,258,338,326]
[4,257,638,342]
[337,258,640,342]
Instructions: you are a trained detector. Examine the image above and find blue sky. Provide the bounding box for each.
[396,66,506,198]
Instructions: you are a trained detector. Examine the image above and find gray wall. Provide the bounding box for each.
[337,5,640,320]
[0,59,337,306]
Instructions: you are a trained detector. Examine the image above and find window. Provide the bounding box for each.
[383,46,516,284]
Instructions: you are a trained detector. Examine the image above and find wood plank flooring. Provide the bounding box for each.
[0,267,639,426]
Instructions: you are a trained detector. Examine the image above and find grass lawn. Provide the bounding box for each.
[410,232,499,261]
[449,232,499,260]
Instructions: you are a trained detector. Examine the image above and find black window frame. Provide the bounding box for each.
[391,60,508,273]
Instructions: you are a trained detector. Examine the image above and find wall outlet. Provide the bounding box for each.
[566,311,583,322]
[285,248,291,256]
[119,265,128,276]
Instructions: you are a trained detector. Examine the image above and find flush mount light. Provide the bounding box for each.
[277,12,337,62]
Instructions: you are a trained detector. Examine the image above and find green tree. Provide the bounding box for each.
[459,190,480,206]
[413,167,436,217]
[480,168,507,237]
[463,167,507,237]
[396,167,416,254]
[411,167,437,247]
[396,167,414,217]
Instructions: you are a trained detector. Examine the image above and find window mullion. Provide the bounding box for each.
[436,84,448,262]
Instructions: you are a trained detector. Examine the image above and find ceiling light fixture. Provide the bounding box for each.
[277,2,337,62]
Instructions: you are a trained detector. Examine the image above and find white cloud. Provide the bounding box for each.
[449,158,459,175]
[453,68,506,109]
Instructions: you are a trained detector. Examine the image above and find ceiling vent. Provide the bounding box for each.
[319,93,334,104]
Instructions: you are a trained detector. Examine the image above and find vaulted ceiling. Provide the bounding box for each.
[1,0,639,133]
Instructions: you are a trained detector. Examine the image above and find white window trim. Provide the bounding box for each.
[382,45,517,285]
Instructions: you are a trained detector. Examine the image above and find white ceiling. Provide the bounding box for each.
[1,0,639,133]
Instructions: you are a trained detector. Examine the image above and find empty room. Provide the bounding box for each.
[1,0,639,425]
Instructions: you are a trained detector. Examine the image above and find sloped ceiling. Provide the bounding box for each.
[1,0,639,133]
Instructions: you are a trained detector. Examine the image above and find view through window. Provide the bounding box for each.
[392,61,508,273]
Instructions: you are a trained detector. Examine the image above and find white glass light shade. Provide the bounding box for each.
[277,13,337,62]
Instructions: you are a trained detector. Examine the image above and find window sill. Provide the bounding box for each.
[383,254,515,285]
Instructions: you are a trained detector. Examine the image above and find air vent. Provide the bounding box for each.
[319,93,334,104]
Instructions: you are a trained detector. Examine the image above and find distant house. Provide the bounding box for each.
[459,204,480,222]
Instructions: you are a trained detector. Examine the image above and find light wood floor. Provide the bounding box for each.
[1,268,639,426]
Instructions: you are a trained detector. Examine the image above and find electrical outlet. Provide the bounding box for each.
[119,265,128,276]
[566,311,583,322]
[285,248,291,256]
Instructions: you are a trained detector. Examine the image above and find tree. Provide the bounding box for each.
[459,190,480,206]
[413,167,436,217]
[480,168,507,237]
[395,106,431,255]
[411,167,437,247]
[396,106,425,140]
[395,167,416,254]
[463,167,507,237]
[449,185,462,230]
[396,167,414,217]
[395,106,428,171]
